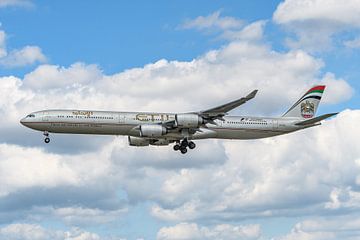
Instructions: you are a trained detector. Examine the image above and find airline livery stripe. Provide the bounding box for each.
[305,86,325,95]
[307,89,324,94]
[302,95,321,101]
[284,93,322,115]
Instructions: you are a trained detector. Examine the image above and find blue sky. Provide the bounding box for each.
[1,0,360,240]
[0,1,280,73]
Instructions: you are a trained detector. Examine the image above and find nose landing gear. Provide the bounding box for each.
[43,131,50,143]
[173,139,196,154]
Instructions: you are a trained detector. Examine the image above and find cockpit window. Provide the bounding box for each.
[26,114,35,118]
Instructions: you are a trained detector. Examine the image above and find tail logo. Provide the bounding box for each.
[301,100,315,118]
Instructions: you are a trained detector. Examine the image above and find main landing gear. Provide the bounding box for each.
[43,131,50,143]
[173,139,196,154]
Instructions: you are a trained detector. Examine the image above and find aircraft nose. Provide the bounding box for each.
[20,117,27,126]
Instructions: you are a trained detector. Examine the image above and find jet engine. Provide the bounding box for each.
[140,124,167,137]
[128,136,150,146]
[175,114,204,128]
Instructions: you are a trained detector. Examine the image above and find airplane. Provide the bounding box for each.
[20,85,337,154]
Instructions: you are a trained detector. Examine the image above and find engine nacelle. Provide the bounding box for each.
[175,114,203,128]
[128,136,150,146]
[140,124,167,137]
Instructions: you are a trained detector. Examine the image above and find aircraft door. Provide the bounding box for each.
[42,112,50,122]
[272,119,278,131]
[118,114,125,124]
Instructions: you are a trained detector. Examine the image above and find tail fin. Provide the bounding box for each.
[283,85,325,119]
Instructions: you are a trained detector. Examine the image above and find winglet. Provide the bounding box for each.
[247,89,258,99]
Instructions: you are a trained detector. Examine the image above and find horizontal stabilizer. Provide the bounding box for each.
[295,113,338,126]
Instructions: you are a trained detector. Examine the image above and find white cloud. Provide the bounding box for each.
[0,144,79,196]
[0,18,357,237]
[181,10,243,32]
[181,12,267,42]
[0,46,46,67]
[325,187,360,210]
[274,0,360,26]
[0,224,60,240]
[51,207,127,226]
[0,224,103,240]
[157,222,261,240]
[23,62,102,89]
[9,42,351,119]
[0,29,46,68]
[0,141,127,226]
[221,20,267,42]
[0,37,349,174]
[0,0,33,8]
[277,230,335,240]
[276,215,360,240]
[273,0,360,51]
[319,73,354,104]
[151,110,360,222]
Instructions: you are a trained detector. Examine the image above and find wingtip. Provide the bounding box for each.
[248,89,258,98]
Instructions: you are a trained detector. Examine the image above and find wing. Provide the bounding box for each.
[199,89,258,119]
[145,89,257,133]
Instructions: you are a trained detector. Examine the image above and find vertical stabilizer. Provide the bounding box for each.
[283,85,325,119]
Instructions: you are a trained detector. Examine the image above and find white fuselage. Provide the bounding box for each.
[20,110,308,141]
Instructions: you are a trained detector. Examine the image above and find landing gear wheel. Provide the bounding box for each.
[188,141,196,149]
[44,137,50,143]
[181,139,188,148]
[173,144,180,151]
[180,148,187,154]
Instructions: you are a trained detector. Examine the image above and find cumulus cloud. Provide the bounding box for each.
[151,110,360,222]
[0,46,46,67]
[274,0,360,26]
[157,222,261,240]
[0,144,79,197]
[0,224,104,240]
[273,0,360,51]
[0,36,351,156]
[8,42,351,119]
[0,15,357,239]
[23,63,102,89]
[0,30,355,227]
[319,73,354,104]
[51,207,127,226]
[0,140,126,225]
[276,215,360,240]
[0,29,46,68]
